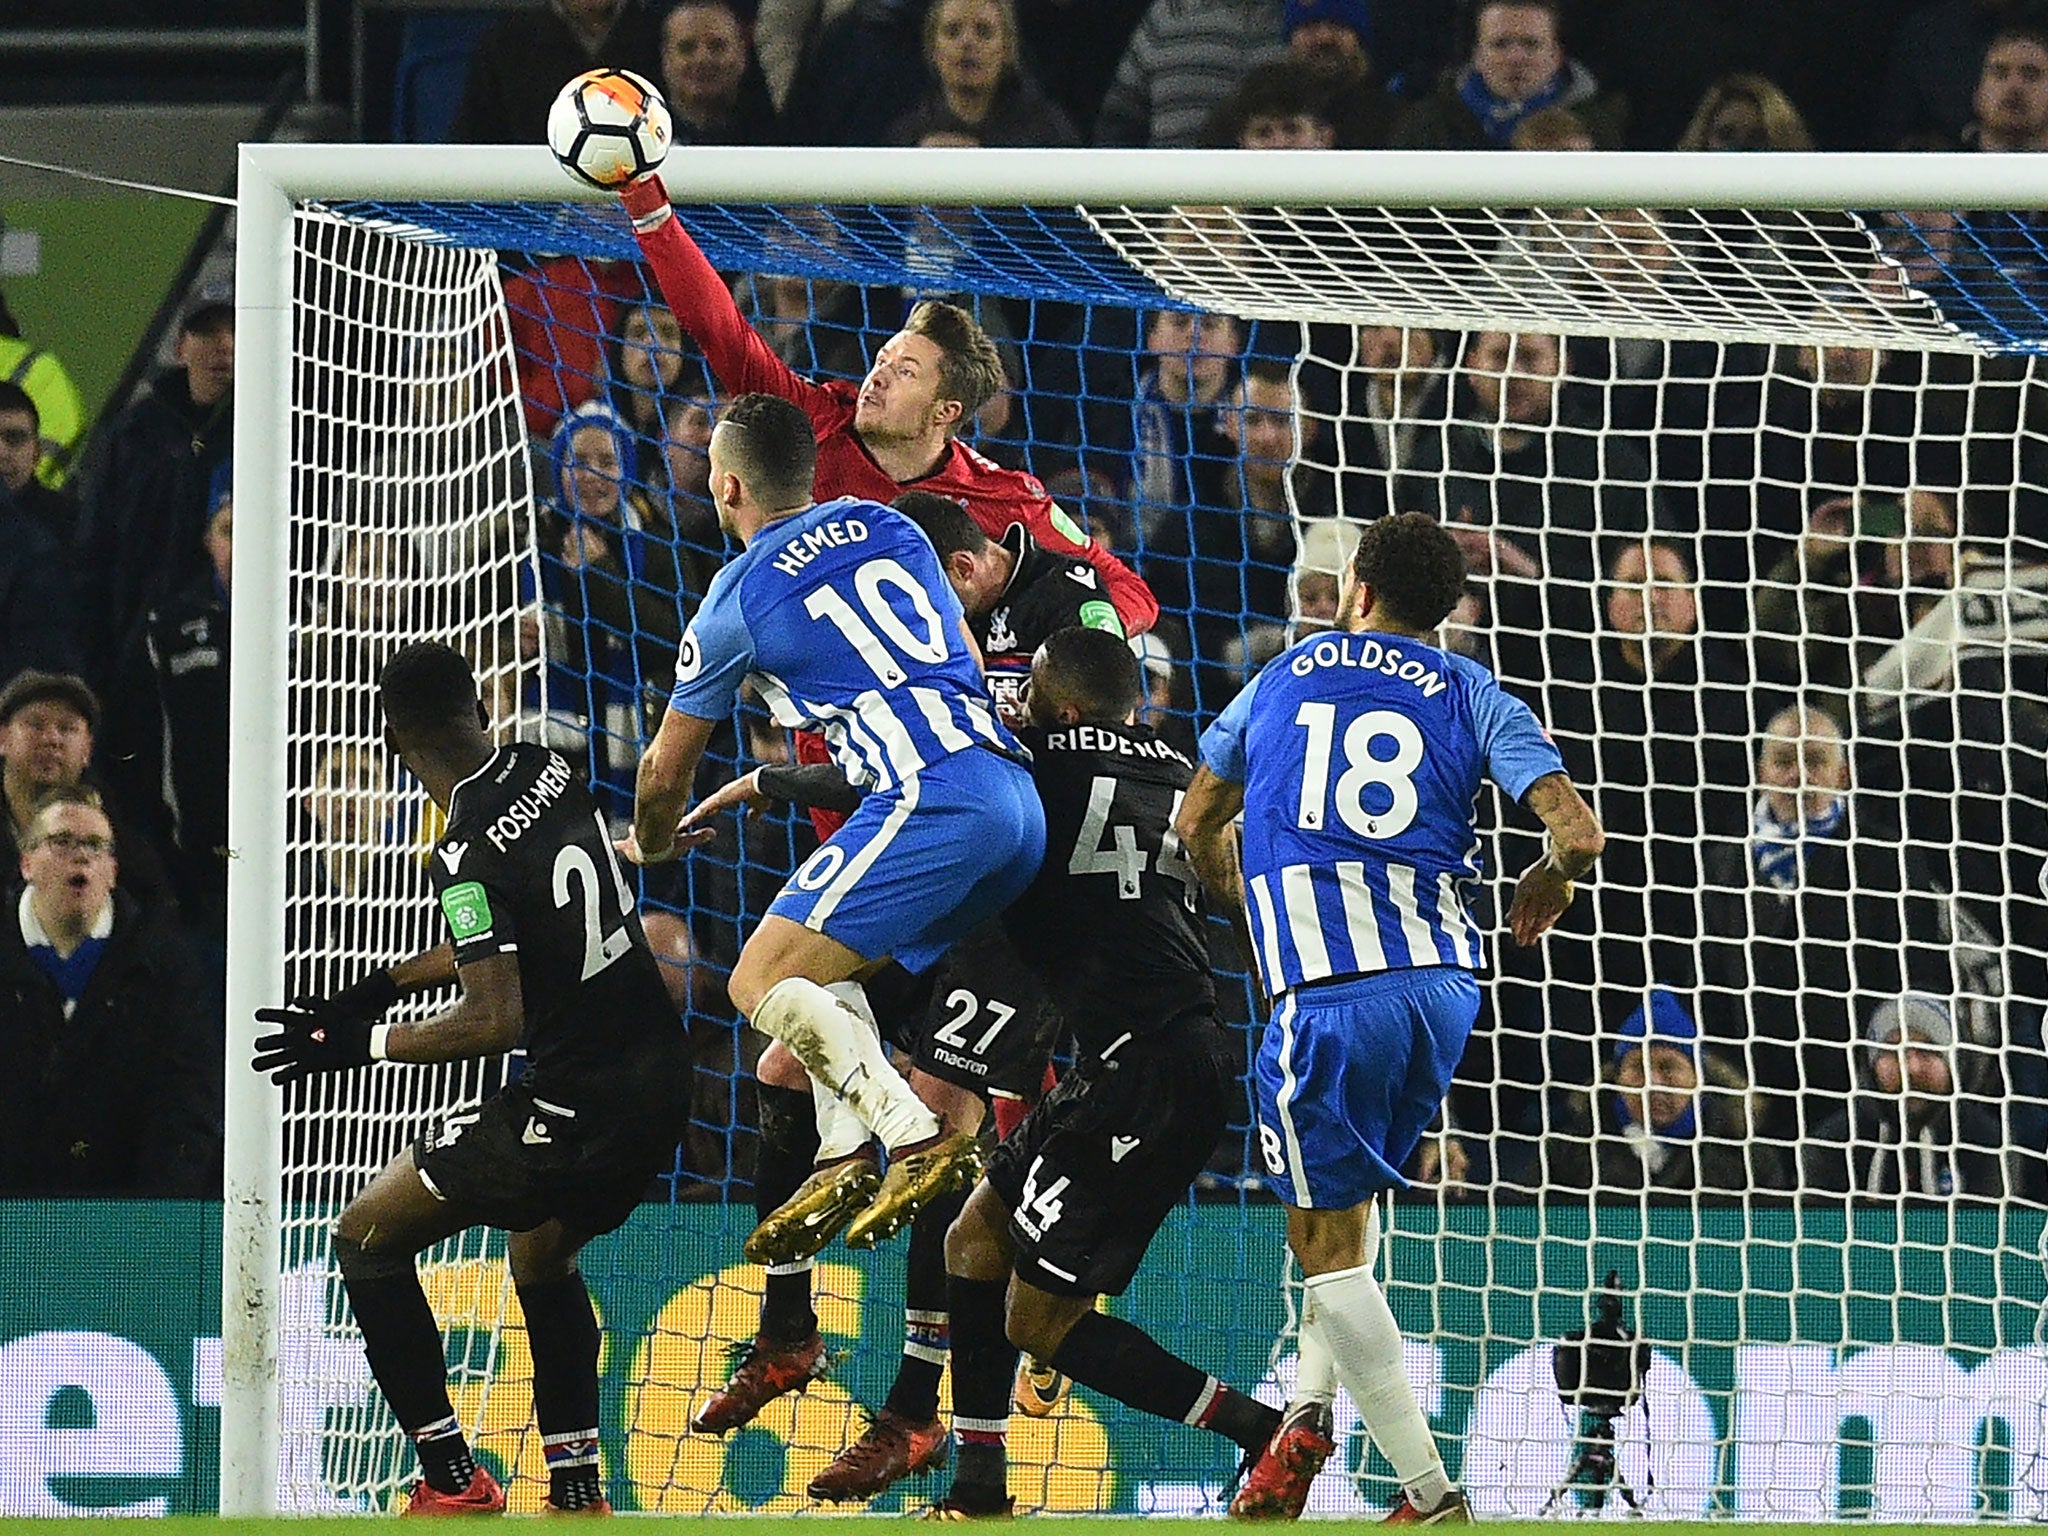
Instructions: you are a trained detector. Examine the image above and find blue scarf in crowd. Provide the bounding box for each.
[1456,65,1569,146]
[19,889,112,1020]
[1751,796,1846,893]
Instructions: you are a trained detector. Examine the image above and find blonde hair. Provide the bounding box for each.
[1676,74,1815,152]
[902,300,1006,427]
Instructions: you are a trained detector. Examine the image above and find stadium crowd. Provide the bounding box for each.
[5,0,2048,1212]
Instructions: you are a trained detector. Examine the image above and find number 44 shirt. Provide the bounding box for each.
[429,741,680,1082]
[1199,629,1565,998]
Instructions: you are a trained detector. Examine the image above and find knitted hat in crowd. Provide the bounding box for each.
[1283,0,1371,40]
[1610,987,1699,1066]
[1866,991,1955,1051]
[0,669,102,735]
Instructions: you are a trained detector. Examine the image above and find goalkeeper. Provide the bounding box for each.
[615,169,1157,656]
[251,643,693,1515]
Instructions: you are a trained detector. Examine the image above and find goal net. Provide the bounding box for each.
[227,146,2048,1520]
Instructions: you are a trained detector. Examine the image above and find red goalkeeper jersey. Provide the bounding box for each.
[622,175,1158,636]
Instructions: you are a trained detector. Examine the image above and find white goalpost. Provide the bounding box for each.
[228,143,2048,1518]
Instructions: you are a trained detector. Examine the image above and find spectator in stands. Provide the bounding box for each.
[0,671,170,912]
[656,390,722,547]
[1202,59,1340,148]
[1754,491,1957,709]
[1534,989,1777,1198]
[448,0,661,144]
[1223,512,1358,678]
[0,790,219,1197]
[1964,25,2048,149]
[1330,325,1452,521]
[1392,0,1626,150]
[1698,705,1933,1142]
[770,0,932,145]
[0,287,84,489]
[0,380,78,549]
[1675,74,1817,152]
[1279,0,1396,147]
[608,304,695,456]
[108,469,232,937]
[542,402,697,710]
[660,0,782,145]
[1802,993,2007,1200]
[1122,308,1245,530]
[74,301,233,688]
[731,271,868,380]
[890,0,1080,145]
[1435,330,1652,688]
[1509,103,1594,149]
[1881,0,2037,149]
[1094,0,1285,147]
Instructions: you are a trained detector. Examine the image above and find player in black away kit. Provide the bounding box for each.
[252,643,691,1515]
[929,627,1283,1517]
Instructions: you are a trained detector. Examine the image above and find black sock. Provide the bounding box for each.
[1048,1310,1280,1453]
[334,1237,469,1490]
[946,1273,1016,1510]
[520,1272,604,1510]
[754,1084,820,1341]
[411,1415,479,1496]
[884,1185,964,1422]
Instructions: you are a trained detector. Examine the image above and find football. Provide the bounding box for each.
[547,68,672,190]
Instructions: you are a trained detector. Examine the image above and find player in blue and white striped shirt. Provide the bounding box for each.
[621,393,1046,1250]
[1178,512,1603,1524]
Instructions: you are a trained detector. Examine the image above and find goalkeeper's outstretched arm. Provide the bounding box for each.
[619,173,828,419]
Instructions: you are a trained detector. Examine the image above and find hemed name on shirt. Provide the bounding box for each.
[770,517,870,577]
[1289,634,1447,698]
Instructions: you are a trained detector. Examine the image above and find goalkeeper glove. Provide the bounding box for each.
[620,173,674,233]
[251,970,400,1084]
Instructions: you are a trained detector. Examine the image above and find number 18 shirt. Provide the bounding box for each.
[1198,629,1564,998]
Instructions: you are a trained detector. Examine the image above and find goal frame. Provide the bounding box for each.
[224,141,2035,1516]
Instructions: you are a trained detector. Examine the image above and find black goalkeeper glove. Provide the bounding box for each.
[251,971,400,1084]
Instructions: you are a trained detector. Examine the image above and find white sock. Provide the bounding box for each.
[754,977,940,1150]
[1291,1203,1378,1410]
[1302,1263,1451,1510]
[809,984,880,1160]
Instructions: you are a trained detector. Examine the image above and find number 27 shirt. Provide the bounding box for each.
[1198,630,1564,995]
[669,497,1022,792]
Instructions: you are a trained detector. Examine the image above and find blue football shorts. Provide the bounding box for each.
[767,745,1046,974]
[1252,965,1481,1209]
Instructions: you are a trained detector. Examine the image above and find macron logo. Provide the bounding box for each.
[1110,1135,1140,1163]
[438,841,468,875]
[1067,567,1099,589]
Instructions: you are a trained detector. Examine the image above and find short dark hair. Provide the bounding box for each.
[379,642,479,738]
[1987,23,2048,60]
[1205,60,1338,146]
[902,301,1005,426]
[180,300,234,339]
[0,380,36,426]
[716,392,817,507]
[892,490,990,559]
[1352,512,1468,632]
[0,670,101,735]
[1032,626,1143,726]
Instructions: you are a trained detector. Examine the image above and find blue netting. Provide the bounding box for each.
[327,197,1187,311]
[1876,209,2048,350]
